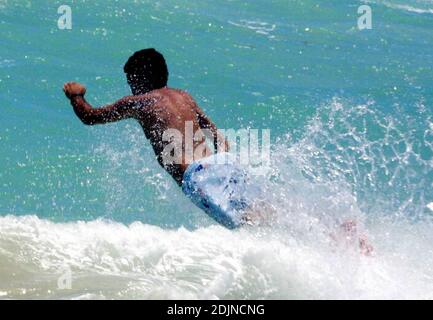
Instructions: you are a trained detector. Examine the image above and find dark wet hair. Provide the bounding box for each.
[124,48,168,90]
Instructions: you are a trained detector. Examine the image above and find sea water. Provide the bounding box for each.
[0,0,432,299]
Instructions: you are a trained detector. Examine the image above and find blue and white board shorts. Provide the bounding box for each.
[182,152,254,229]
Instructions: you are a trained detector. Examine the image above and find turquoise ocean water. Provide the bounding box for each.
[1,0,433,299]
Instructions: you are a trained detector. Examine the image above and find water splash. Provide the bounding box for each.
[1,97,432,299]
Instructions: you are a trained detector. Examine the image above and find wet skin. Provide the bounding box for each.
[63,82,229,186]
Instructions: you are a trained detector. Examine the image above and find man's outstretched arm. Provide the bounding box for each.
[63,82,144,125]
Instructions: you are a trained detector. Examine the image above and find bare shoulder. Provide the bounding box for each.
[119,93,159,107]
[151,87,192,98]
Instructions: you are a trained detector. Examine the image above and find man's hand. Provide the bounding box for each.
[63,82,86,99]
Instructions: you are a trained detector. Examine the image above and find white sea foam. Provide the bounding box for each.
[228,20,277,39]
[0,214,433,299]
[362,0,433,14]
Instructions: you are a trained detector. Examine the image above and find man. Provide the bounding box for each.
[63,48,374,254]
[63,48,254,229]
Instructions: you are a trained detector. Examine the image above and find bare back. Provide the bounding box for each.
[135,88,214,184]
[65,83,228,185]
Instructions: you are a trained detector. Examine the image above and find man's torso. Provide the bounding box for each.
[134,87,213,184]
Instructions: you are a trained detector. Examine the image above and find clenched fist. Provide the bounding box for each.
[63,82,86,99]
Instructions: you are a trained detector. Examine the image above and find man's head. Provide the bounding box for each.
[124,48,168,95]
